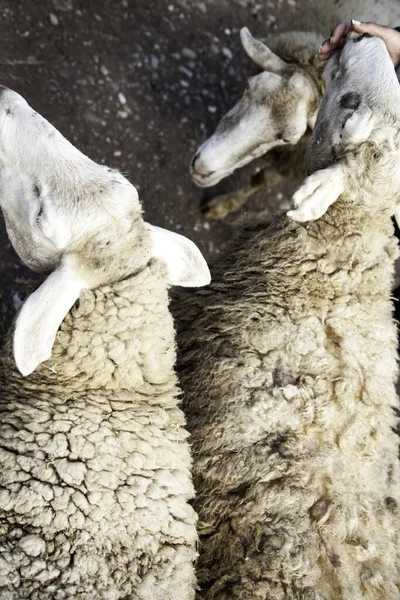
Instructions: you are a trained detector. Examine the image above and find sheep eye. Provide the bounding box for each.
[33,184,40,197]
[340,92,361,110]
[35,205,43,224]
[276,133,290,143]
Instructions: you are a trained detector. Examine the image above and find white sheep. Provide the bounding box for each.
[190,0,400,219]
[0,85,210,600]
[176,33,400,599]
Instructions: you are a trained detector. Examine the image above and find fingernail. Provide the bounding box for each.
[329,36,335,44]
[352,19,362,25]
[318,45,324,54]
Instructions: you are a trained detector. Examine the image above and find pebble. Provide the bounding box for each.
[12,293,23,310]
[49,13,59,26]
[178,65,193,78]
[207,105,217,113]
[100,65,109,76]
[222,47,233,60]
[52,0,73,10]
[182,47,196,60]
[118,92,127,105]
[210,42,220,56]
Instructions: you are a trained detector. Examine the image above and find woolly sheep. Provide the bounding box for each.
[190,0,400,219]
[0,85,210,600]
[176,33,400,599]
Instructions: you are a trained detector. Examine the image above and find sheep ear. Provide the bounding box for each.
[240,27,286,72]
[288,164,345,222]
[14,258,86,377]
[145,223,211,288]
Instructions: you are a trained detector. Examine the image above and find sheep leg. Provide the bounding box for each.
[201,168,282,220]
[288,165,345,222]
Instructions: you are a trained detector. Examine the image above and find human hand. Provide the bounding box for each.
[318,20,400,68]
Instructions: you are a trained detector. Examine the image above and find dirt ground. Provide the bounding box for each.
[0,0,312,339]
[0,0,398,341]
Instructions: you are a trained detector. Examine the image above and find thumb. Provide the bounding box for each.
[351,20,389,37]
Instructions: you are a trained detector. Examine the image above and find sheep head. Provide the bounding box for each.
[190,29,321,188]
[0,87,210,375]
[289,33,400,222]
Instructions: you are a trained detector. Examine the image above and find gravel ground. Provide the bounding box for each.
[0,0,398,341]
[0,0,310,339]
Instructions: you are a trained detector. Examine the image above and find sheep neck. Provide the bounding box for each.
[2,260,179,405]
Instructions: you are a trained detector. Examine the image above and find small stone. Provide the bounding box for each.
[178,65,193,78]
[207,105,217,114]
[12,293,23,310]
[151,55,159,69]
[113,150,122,157]
[100,65,109,76]
[52,0,73,9]
[210,42,220,56]
[182,47,196,60]
[118,92,127,105]
[49,13,59,26]
[222,47,233,60]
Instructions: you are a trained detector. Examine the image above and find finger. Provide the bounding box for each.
[318,37,347,60]
[352,21,387,37]
[318,46,344,61]
[317,50,335,61]
[319,38,331,52]
[330,21,353,44]
[318,41,339,58]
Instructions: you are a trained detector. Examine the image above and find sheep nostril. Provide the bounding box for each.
[191,153,200,170]
[190,152,216,179]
